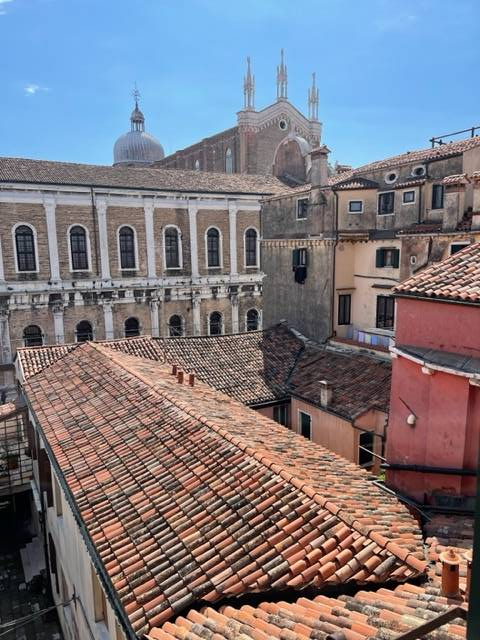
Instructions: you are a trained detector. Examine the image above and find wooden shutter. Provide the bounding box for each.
[376,249,384,268]
[39,448,53,508]
[292,248,299,270]
[392,249,400,268]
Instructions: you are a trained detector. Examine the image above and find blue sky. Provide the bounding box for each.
[1,0,479,168]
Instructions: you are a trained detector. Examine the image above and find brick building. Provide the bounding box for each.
[0,157,289,396]
[155,53,321,183]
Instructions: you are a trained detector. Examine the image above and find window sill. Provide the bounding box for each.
[377,212,395,216]
[295,218,307,222]
[165,267,182,271]
[348,211,363,215]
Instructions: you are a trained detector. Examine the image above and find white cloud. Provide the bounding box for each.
[24,84,50,96]
[0,0,13,15]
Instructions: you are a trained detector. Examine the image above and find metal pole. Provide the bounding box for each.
[467,446,480,638]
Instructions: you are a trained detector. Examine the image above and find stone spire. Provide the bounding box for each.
[243,56,255,110]
[308,72,319,121]
[276,49,288,100]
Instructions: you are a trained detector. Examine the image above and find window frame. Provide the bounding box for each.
[205,227,223,269]
[376,295,395,330]
[359,431,375,468]
[450,242,470,256]
[245,308,260,331]
[124,317,140,338]
[432,183,444,210]
[67,224,91,272]
[377,191,395,215]
[168,314,184,337]
[348,200,363,214]
[117,225,138,271]
[298,410,312,440]
[338,293,351,326]
[296,197,309,220]
[208,311,223,336]
[402,190,416,205]
[163,225,183,270]
[13,223,39,273]
[376,247,400,269]
[23,324,43,347]
[244,227,259,268]
[273,403,289,427]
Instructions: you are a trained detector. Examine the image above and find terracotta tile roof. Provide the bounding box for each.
[333,177,379,191]
[25,343,425,634]
[0,157,288,195]
[394,242,480,304]
[289,347,391,419]
[0,402,18,419]
[393,177,426,189]
[443,173,470,186]
[397,222,443,235]
[18,325,304,406]
[149,582,467,640]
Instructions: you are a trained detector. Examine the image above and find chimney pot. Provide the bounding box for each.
[172,364,178,376]
[319,380,333,408]
[177,370,184,384]
[188,373,195,387]
[440,547,461,598]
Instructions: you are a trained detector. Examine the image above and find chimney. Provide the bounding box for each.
[188,372,195,387]
[464,549,472,598]
[439,548,461,598]
[172,364,178,376]
[310,144,330,188]
[319,380,333,408]
[177,370,184,384]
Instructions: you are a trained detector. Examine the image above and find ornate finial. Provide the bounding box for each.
[276,49,288,100]
[243,56,255,110]
[308,72,319,121]
[132,82,141,109]
[130,83,145,132]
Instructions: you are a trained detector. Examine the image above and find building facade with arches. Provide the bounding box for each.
[0,158,286,394]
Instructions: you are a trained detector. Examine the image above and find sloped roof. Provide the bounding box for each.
[17,325,304,406]
[394,242,480,304]
[25,343,424,635]
[289,346,392,419]
[0,157,288,195]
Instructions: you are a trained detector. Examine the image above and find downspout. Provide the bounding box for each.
[330,189,339,339]
[90,187,100,277]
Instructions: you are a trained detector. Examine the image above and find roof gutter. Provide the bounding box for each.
[22,389,138,640]
[391,345,480,381]
[394,292,480,308]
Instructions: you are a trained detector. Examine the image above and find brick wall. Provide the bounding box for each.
[56,205,100,280]
[197,210,231,276]
[153,207,191,277]
[106,207,147,278]
[236,211,260,273]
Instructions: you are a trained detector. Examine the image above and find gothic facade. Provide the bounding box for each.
[0,158,287,395]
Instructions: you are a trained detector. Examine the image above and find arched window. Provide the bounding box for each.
[206,228,221,268]
[119,226,136,269]
[70,226,89,271]
[15,225,37,272]
[124,317,140,337]
[194,159,200,171]
[245,228,258,267]
[225,147,233,174]
[76,320,93,342]
[246,308,259,331]
[209,312,223,336]
[165,227,181,269]
[168,315,183,337]
[23,325,43,347]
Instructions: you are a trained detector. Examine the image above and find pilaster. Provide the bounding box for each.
[43,197,60,282]
[188,201,199,279]
[96,198,111,281]
[228,201,238,277]
[0,237,5,283]
[150,297,160,337]
[52,303,65,344]
[192,294,201,336]
[144,198,157,278]
[231,294,239,334]
[103,302,114,340]
[0,306,12,365]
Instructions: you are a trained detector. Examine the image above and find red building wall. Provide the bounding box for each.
[387,297,479,503]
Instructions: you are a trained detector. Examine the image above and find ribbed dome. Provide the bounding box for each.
[113,93,165,166]
[113,130,165,166]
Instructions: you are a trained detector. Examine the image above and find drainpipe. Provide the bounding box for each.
[89,187,100,276]
[330,189,339,339]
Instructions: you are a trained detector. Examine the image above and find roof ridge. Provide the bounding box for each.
[89,342,426,576]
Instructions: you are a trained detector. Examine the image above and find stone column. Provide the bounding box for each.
[188,200,199,278]
[96,198,111,281]
[0,237,5,283]
[0,307,12,365]
[231,293,239,334]
[52,303,65,344]
[144,198,157,279]
[192,294,201,336]
[44,197,60,282]
[150,297,160,337]
[103,302,114,340]
[228,201,238,277]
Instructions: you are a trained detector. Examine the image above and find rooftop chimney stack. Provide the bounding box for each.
[177,370,184,384]
[310,145,330,188]
[464,550,472,598]
[188,373,195,387]
[172,364,178,376]
[440,548,461,598]
[319,380,333,408]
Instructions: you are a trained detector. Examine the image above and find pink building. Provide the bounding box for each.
[386,242,480,508]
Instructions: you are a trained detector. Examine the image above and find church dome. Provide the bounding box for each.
[113,93,165,166]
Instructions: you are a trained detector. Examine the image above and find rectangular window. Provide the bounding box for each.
[299,411,312,440]
[292,247,308,268]
[378,192,395,215]
[450,243,469,255]
[376,295,395,329]
[54,475,63,517]
[92,568,109,628]
[273,404,289,427]
[432,184,444,209]
[296,198,309,220]
[359,431,375,467]
[348,200,363,213]
[338,294,351,325]
[376,248,399,268]
[402,190,415,204]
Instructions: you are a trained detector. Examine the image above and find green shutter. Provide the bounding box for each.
[292,249,299,270]
[393,249,400,268]
[376,249,384,268]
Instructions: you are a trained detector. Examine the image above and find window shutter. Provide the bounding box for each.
[392,249,400,268]
[292,249,299,270]
[303,249,309,266]
[375,249,384,268]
